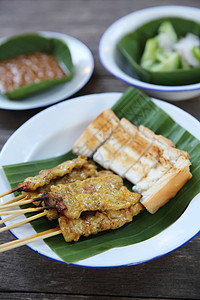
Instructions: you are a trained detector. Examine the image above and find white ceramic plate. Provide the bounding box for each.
[0,31,94,110]
[0,93,199,267]
[99,6,200,101]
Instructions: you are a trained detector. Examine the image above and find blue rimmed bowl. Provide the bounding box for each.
[99,6,200,101]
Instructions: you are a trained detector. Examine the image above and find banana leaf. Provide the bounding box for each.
[2,87,200,264]
[118,17,200,85]
[0,33,73,100]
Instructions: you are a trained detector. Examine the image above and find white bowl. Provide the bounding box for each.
[99,6,200,101]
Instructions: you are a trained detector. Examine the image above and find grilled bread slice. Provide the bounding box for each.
[140,156,192,213]
[133,146,189,194]
[125,143,162,184]
[124,125,173,184]
[139,125,175,147]
[93,118,137,169]
[73,109,119,157]
[73,109,192,214]
[126,124,186,186]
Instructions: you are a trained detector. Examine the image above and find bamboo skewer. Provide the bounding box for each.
[0,204,57,216]
[0,207,46,216]
[0,212,26,225]
[0,227,62,253]
[0,194,25,207]
[0,198,34,211]
[0,205,46,225]
[0,211,47,233]
[0,187,20,198]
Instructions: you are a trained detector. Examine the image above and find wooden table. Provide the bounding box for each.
[0,1,199,299]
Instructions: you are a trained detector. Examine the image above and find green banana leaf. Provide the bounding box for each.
[118,17,200,85]
[0,33,73,100]
[3,87,200,264]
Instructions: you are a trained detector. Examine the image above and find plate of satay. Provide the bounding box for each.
[0,87,199,267]
[0,31,94,110]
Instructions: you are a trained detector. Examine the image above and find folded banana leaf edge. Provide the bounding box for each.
[2,87,200,264]
[0,33,74,100]
[117,17,200,86]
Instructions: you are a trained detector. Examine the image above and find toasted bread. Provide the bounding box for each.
[125,143,161,184]
[141,156,192,213]
[73,109,119,157]
[139,125,175,147]
[73,110,192,214]
[110,132,152,177]
[93,119,137,169]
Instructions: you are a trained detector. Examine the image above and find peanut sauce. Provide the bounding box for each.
[0,52,66,93]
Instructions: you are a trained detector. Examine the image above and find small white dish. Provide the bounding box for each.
[0,31,94,110]
[0,92,199,267]
[99,6,200,101]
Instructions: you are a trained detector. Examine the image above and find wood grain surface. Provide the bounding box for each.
[0,1,199,299]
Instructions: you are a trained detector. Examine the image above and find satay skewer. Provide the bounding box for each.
[0,212,27,225]
[0,227,61,253]
[0,198,35,211]
[0,205,56,216]
[0,207,43,216]
[0,187,20,198]
[0,211,47,233]
[0,194,25,207]
[0,156,88,199]
[0,195,47,213]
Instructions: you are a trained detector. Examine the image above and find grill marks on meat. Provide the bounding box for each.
[23,160,101,220]
[50,175,141,219]
[23,160,98,200]
[18,155,88,192]
[59,202,143,242]
[17,156,143,241]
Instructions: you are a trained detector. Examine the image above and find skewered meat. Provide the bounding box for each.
[50,174,141,219]
[59,202,143,242]
[23,161,99,200]
[18,155,88,192]
[50,173,123,198]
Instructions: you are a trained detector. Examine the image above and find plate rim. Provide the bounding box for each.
[0,31,94,110]
[0,92,199,267]
[98,5,200,93]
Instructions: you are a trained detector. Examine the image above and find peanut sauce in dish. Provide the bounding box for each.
[0,52,66,93]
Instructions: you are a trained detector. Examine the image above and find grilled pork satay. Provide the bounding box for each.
[50,173,123,197]
[23,162,107,220]
[17,155,88,192]
[22,166,114,221]
[47,174,128,219]
[41,174,140,220]
[23,161,99,200]
[59,202,143,242]
[54,185,141,220]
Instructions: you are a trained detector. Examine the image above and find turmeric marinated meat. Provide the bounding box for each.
[50,174,141,219]
[23,160,99,200]
[18,155,88,192]
[59,202,143,242]
[15,155,143,241]
[22,159,116,221]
